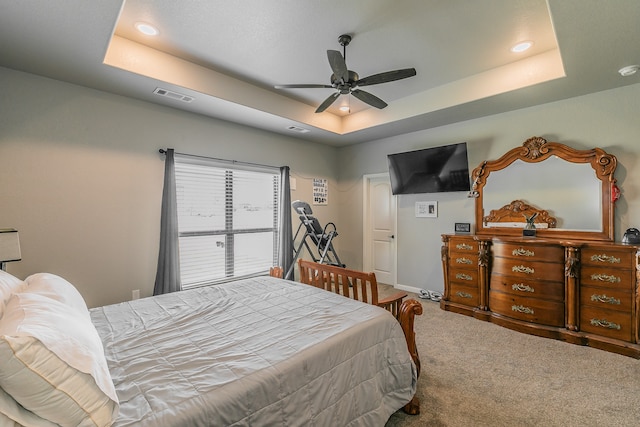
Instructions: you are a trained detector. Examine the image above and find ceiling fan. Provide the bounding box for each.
[274,34,417,113]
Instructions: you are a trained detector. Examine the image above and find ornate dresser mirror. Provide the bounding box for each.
[470,136,618,241]
[441,137,640,358]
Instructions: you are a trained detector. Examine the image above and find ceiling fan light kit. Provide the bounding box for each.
[275,34,416,113]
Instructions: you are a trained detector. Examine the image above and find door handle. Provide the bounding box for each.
[389,235,395,239]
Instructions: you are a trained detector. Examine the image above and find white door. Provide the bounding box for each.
[363,174,397,285]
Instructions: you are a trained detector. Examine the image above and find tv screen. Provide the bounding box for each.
[387,142,471,195]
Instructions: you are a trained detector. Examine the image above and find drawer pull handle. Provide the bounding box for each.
[512,248,535,257]
[455,273,473,281]
[590,254,621,264]
[512,305,534,314]
[455,257,473,265]
[591,273,621,283]
[456,243,473,250]
[512,265,535,274]
[590,294,621,305]
[455,291,473,299]
[590,318,621,330]
[512,283,535,293]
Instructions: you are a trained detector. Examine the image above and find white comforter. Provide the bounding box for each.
[90,276,417,426]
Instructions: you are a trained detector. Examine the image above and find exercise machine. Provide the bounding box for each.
[286,200,344,279]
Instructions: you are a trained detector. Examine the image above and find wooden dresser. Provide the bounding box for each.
[441,136,639,356]
[441,234,640,357]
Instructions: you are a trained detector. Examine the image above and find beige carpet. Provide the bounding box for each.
[383,290,640,427]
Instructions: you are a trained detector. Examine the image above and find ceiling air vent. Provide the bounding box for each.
[286,125,310,133]
[153,88,194,103]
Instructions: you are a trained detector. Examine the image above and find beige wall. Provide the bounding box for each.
[336,83,640,292]
[0,67,339,307]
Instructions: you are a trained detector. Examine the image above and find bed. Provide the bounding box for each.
[0,267,421,426]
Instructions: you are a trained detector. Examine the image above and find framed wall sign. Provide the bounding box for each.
[312,178,328,205]
[415,201,437,218]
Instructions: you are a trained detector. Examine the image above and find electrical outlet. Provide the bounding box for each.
[132,289,140,300]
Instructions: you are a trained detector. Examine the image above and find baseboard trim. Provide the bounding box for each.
[395,283,424,295]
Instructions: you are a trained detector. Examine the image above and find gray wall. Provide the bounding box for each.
[3,64,639,305]
[336,83,640,293]
[0,67,339,307]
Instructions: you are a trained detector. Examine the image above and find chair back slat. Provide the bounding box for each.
[297,259,408,318]
[298,259,379,304]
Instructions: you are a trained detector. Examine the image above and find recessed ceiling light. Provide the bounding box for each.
[511,41,533,53]
[618,65,639,77]
[135,22,159,36]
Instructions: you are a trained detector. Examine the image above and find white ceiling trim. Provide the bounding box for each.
[104,35,343,133]
[104,35,564,137]
[342,49,565,133]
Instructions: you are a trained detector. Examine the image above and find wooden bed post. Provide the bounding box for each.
[398,299,423,415]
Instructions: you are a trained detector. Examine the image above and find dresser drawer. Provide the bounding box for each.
[492,242,564,262]
[580,285,632,313]
[449,283,479,306]
[449,267,478,285]
[580,265,633,290]
[449,252,478,268]
[579,305,633,342]
[580,247,634,268]
[449,238,479,253]
[489,290,564,327]
[490,274,564,302]
[491,258,565,282]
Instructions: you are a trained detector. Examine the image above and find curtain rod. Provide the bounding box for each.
[159,148,280,170]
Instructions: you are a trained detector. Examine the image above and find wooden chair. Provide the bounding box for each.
[297,259,407,317]
[269,266,283,278]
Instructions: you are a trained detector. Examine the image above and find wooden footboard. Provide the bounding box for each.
[296,260,422,414]
[398,298,423,415]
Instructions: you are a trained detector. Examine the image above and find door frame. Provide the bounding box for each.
[362,172,397,286]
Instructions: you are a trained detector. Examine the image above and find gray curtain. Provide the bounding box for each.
[278,166,294,279]
[153,149,182,295]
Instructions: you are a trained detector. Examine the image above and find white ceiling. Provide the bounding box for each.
[1,0,638,146]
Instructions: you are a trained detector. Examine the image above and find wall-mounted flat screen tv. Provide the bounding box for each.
[387,142,471,195]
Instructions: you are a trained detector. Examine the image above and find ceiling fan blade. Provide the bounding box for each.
[356,68,417,87]
[315,92,340,113]
[274,84,333,89]
[327,50,349,82]
[351,89,388,109]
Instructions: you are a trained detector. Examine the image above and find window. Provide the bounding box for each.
[175,155,280,289]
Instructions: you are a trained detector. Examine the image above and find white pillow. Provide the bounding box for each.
[0,292,118,427]
[0,386,58,427]
[24,272,90,319]
[0,269,24,319]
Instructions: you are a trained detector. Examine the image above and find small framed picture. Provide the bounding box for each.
[455,223,471,234]
[415,201,438,218]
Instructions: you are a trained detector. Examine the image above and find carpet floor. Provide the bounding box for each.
[383,290,640,427]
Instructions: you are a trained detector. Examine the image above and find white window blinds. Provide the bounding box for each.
[175,155,280,289]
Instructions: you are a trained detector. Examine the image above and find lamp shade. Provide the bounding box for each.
[0,229,21,263]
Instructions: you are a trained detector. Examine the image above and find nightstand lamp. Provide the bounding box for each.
[0,229,21,271]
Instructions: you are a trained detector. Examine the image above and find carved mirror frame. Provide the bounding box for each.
[471,136,618,241]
